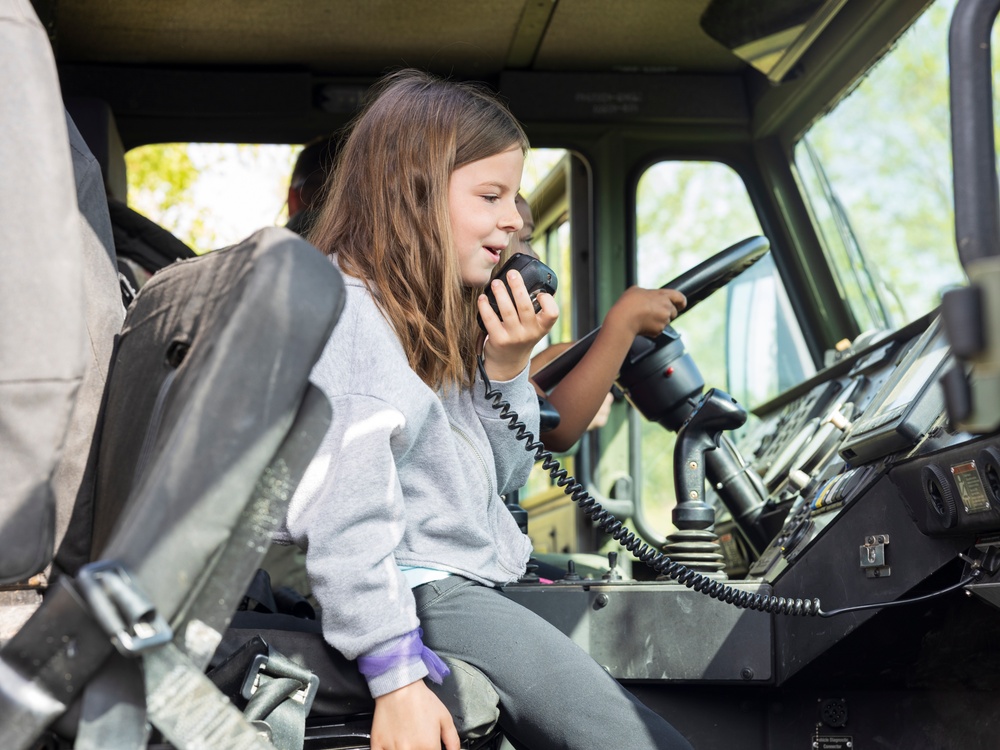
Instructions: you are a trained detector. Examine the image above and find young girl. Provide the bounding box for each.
[283,69,693,750]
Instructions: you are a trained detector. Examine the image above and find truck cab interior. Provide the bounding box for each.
[4,0,1000,748]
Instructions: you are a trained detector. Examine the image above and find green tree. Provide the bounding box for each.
[125,143,300,254]
[634,162,764,533]
[803,0,966,324]
[125,143,212,252]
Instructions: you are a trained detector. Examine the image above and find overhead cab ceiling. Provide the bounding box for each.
[50,0,743,76]
[39,0,925,147]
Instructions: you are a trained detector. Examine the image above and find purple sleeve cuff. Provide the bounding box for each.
[357,628,451,685]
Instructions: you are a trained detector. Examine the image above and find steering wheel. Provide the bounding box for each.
[532,235,770,391]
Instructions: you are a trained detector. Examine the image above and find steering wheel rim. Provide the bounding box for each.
[532,235,770,392]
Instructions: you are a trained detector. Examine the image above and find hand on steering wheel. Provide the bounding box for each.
[532,236,770,391]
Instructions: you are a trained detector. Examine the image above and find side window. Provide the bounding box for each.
[126,143,300,254]
[521,150,573,350]
[634,160,809,532]
[519,210,576,555]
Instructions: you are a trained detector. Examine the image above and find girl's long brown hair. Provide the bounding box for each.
[308,70,529,389]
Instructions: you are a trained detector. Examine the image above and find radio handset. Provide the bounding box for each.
[478,253,558,332]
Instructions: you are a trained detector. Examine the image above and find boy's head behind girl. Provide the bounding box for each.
[287,136,341,236]
[514,193,536,259]
[309,70,529,389]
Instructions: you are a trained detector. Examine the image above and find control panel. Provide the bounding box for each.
[718,311,993,585]
[508,308,1000,701]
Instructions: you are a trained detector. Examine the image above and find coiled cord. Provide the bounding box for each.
[478,356,821,616]
[478,356,982,618]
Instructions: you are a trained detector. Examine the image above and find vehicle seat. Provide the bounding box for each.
[64,96,197,290]
[0,1,124,643]
[211,570,503,744]
[1,222,346,750]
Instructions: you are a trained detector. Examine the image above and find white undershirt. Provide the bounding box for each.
[399,565,452,588]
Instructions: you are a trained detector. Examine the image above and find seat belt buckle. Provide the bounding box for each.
[76,560,173,656]
[241,650,321,716]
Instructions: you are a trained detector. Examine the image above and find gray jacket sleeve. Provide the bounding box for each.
[284,390,429,697]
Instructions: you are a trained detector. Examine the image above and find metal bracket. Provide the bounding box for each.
[860,534,890,578]
[76,560,173,656]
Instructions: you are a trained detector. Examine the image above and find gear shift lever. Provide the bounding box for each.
[673,388,748,525]
[664,389,747,577]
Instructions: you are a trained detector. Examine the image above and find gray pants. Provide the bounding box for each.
[414,576,693,750]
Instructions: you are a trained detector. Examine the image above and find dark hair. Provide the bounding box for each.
[290,134,342,209]
[309,69,529,388]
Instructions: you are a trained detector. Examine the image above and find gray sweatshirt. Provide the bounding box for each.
[280,261,536,697]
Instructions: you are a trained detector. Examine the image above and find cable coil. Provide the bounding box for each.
[477,357,823,617]
[479,357,984,618]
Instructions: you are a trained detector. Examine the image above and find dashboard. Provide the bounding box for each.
[715,309,1000,592]
[505,308,1000,692]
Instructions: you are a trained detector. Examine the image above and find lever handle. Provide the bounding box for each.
[673,388,747,529]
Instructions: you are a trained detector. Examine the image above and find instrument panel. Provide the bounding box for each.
[718,310,998,584]
[508,308,1000,697]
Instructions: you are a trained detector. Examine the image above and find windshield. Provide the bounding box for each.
[794,0,970,331]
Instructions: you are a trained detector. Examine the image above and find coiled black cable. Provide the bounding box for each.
[478,356,982,618]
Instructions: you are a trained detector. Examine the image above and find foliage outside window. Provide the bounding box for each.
[794,0,973,330]
[126,143,298,254]
[634,161,768,533]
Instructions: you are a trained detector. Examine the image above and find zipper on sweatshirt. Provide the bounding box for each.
[449,422,494,500]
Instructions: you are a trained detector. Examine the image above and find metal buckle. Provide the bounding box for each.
[76,560,173,656]
[241,652,321,716]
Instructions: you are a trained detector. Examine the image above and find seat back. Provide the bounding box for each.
[91,227,343,633]
[0,3,122,610]
[65,95,197,288]
[62,96,128,202]
[0,227,344,749]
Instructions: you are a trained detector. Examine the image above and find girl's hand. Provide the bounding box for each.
[478,269,559,382]
[371,680,460,750]
[604,286,686,339]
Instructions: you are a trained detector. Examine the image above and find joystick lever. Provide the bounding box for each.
[673,388,747,530]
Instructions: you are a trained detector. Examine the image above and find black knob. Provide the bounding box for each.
[563,559,582,581]
[603,551,622,581]
[518,562,540,583]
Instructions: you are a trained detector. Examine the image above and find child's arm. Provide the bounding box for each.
[534,286,686,453]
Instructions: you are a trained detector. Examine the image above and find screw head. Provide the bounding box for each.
[689,490,698,499]
[740,667,754,680]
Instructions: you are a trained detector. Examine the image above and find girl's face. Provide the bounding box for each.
[448,146,524,287]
